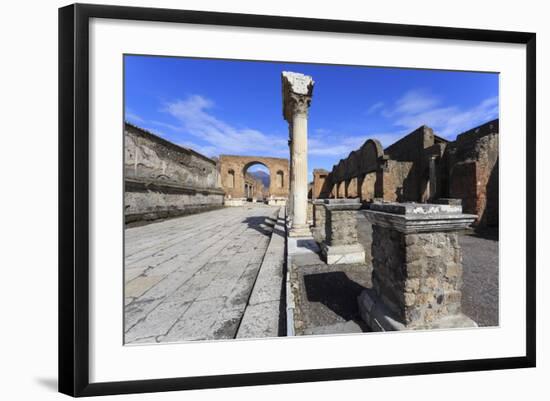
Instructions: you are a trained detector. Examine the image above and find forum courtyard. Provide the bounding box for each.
[124,71,499,343]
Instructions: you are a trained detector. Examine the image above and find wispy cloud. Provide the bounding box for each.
[161,95,288,157]
[125,109,145,124]
[366,101,385,115]
[392,90,440,116]
[308,130,404,158]
[374,89,498,138]
[309,135,367,157]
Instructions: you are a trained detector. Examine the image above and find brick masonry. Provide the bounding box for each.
[311,119,499,228]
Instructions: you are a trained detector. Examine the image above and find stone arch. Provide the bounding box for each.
[219,155,289,199]
[359,139,384,174]
[243,161,270,200]
[345,151,360,197]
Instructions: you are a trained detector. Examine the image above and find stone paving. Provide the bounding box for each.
[124,204,280,344]
[460,232,499,327]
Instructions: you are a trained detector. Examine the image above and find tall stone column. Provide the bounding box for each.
[288,137,294,222]
[282,71,314,237]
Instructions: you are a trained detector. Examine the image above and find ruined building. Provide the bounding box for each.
[243,172,267,200]
[312,119,499,227]
[124,123,224,224]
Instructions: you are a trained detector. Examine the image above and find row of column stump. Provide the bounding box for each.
[309,198,478,332]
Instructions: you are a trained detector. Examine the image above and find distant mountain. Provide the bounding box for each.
[249,170,270,188]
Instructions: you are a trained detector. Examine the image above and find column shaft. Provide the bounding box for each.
[291,113,308,231]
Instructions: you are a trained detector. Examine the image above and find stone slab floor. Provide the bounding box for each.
[124,204,280,344]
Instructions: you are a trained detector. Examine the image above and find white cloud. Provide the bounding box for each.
[378,89,498,138]
[393,90,441,115]
[395,96,498,138]
[162,95,288,157]
[308,130,404,158]
[366,101,385,115]
[309,135,366,157]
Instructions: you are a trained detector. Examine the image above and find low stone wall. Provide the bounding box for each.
[125,180,224,224]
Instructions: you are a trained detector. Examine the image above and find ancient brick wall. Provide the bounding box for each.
[323,128,446,203]
[384,126,433,162]
[378,160,417,202]
[314,120,498,228]
[312,169,329,199]
[447,119,499,227]
[124,123,224,224]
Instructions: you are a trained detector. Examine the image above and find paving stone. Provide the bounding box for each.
[124,205,282,343]
[236,301,281,339]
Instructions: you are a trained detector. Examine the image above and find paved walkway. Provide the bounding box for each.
[124,204,280,344]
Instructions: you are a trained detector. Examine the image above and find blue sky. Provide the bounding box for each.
[125,55,499,180]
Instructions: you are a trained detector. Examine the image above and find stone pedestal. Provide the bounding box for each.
[358,202,477,331]
[282,71,314,238]
[321,199,365,264]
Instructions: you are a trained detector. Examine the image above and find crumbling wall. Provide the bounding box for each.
[315,120,498,228]
[378,160,416,202]
[360,172,377,201]
[447,119,499,227]
[124,123,224,224]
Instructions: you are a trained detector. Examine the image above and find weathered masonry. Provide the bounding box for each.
[124,123,224,224]
[219,155,289,200]
[313,119,499,227]
[358,202,477,331]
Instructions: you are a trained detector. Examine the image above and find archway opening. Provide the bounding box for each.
[243,162,271,202]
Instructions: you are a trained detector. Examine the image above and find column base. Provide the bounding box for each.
[321,243,365,265]
[357,289,478,332]
[288,224,312,238]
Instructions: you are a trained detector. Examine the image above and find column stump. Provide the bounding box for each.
[358,202,478,331]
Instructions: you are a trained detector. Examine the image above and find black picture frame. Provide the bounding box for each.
[58,3,536,397]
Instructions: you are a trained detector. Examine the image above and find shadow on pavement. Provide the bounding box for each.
[303,272,366,322]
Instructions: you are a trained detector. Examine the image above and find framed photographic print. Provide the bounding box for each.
[58,3,536,397]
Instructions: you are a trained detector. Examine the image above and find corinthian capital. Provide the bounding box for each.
[282,71,314,122]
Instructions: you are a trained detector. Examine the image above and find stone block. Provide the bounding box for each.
[321,201,364,264]
[321,243,365,265]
